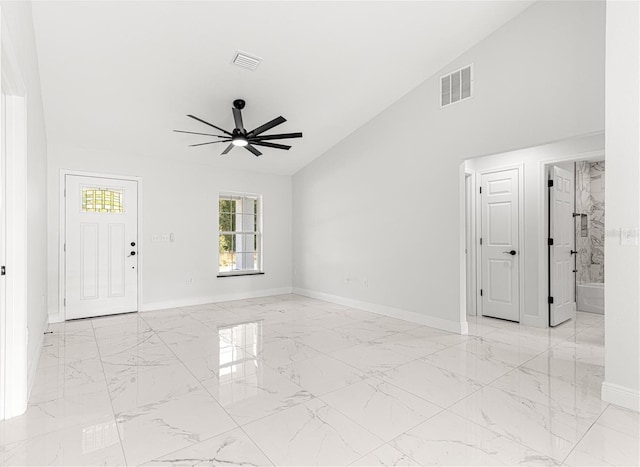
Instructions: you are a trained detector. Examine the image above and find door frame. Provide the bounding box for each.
[475,164,525,321]
[59,170,143,321]
[464,170,477,316]
[538,150,605,326]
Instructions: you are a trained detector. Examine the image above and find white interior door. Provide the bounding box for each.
[549,166,576,326]
[65,175,138,320]
[480,169,520,322]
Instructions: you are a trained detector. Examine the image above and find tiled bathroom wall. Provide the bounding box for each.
[575,161,605,283]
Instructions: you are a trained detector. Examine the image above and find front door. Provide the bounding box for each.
[480,169,520,322]
[65,175,138,320]
[549,166,576,326]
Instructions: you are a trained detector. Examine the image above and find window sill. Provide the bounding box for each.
[217,272,265,278]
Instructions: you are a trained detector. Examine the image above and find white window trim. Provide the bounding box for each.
[218,192,263,277]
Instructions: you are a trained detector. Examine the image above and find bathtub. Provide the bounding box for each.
[577,282,604,314]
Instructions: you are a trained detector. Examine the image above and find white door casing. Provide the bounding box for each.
[0,90,6,419]
[549,166,576,326]
[480,169,520,322]
[65,175,138,320]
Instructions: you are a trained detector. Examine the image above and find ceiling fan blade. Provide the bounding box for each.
[232,108,245,131]
[250,132,303,141]
[221,143,235,155]
[174,130,227,138]
[187,115,232,136]
[248,116,286,137]
[250,141,291,150]
[244,144,263,157]
[189,140,229,147]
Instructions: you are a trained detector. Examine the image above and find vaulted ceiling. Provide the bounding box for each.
[32,1,533,175]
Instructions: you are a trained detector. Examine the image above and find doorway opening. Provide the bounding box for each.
[546,158,605,325]
[461,133,605,329]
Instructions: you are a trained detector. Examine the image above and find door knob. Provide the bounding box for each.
[502,250,517,256]
[127,251,136,257]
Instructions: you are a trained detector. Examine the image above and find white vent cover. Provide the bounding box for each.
[441,65,473,107]
[232,50,262,71]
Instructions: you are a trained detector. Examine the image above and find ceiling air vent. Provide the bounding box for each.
[441,65,473,107]
[231,50,262,71]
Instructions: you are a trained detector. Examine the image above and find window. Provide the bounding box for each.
[219,193,262,275]
[82,187,124,213]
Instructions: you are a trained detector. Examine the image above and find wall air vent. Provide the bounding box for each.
[231,50,262,71]
[440,65,473,107]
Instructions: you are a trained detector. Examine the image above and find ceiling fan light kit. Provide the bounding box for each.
[174,99,302,157]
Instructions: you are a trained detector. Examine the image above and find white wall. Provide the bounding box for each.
[1,1,49,396]
[602,0,640,412]
[466,133,604,327]
[47,144,292,321]
[292,1,605,332]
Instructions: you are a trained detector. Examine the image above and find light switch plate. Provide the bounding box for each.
[621,227,639,246]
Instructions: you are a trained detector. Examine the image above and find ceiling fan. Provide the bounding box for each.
[174,99,302,157]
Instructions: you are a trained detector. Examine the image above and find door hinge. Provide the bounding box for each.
[480,289,483,297]
[548,296,554,304]
[548,238,554,246]
[479,237,483,245]
[0,266,5,276]
[479,186,482,194]
[63,298,66,306]
[547,180,554,188]
[64,243,66,252]
[64,188,66,197]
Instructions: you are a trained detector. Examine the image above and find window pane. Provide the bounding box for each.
[219,234,234,252]
[243,214,254,233]
[243,253,257,270]
[82,187,123,213]
[219,212,233,232]
[219,252,236,272]
[219,199,232,214]
[239,234,256,254]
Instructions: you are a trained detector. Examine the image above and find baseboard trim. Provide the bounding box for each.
[602,381,640,412]
[141,287,294,312]
[294,287,466,334]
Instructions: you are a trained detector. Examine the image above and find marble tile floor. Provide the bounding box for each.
[1,294,637,466]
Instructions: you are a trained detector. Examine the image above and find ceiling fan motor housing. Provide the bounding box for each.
[233,99,246,110]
